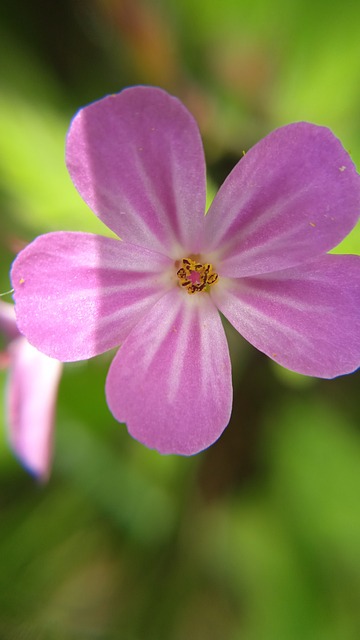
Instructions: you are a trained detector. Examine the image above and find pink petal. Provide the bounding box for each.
[0,301,19,343]
[106,289,232,455]
[204,123,360,277]
[0,353,11,369]
[66,87,207,255]
[212,255,360,378]
[11,232,172,360]
[7,336,62,479]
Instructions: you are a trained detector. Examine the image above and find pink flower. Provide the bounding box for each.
[11,87,360,455]
[0,301,62,479]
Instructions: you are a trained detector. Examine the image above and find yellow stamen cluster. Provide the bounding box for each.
[176,257,219,294]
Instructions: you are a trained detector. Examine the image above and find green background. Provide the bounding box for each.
[1,1,360,638]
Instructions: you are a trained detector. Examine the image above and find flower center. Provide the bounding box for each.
[176,257,219,294]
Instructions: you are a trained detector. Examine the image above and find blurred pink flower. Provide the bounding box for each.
[11,87,360,455]
[0,301,62,479]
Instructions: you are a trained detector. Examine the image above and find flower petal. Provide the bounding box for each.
[106,289,232,455]
[204,123,360,276]
[11,232,172,360]
[0,301,19,343]
[66,87,207,255]
[212,255,360,378]
[7,337,62,479]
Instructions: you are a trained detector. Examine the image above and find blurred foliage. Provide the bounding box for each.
[0,0,359,638]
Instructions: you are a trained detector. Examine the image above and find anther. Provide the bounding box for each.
[176,257,219,294]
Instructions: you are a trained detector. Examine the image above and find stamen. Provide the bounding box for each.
[176,257,219,294]
[0,288,15,298]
